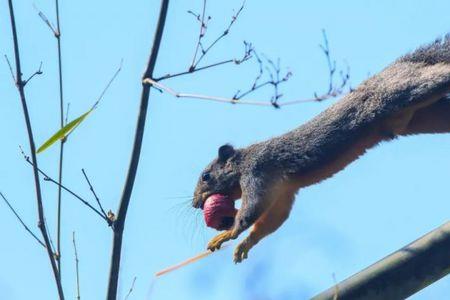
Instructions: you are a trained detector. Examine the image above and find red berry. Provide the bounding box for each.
[203,194,237,230]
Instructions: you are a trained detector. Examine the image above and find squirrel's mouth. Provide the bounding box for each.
[202,194,237,231]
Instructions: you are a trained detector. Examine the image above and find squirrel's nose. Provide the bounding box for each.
[194,201,204,209]
[193,197,204,209]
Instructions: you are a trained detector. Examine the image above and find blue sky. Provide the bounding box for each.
[1,0,450,299]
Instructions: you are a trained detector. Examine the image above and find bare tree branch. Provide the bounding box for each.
[23,61,43,86]
[5,55,17,83]
[63,103,70,127]
[156,1,248,82]
[124,277,137,300]
[232,50,292,108]
[143,77,341,107]
[145,29,351,108]
[72,232,81,300]
[92,60,123,109]
[189,0,207,69]
[58,62,122,144]
[44,217,57,257]
[319,30,336,94]
[5,55,43,86]
[32,2,66,278]
[81,168,108,219]
[193,1,246,68]
[20,147,111,226]
[155,41,252,81]
[54,0,65,279]
[7,1,64,298]
[106,0,169,298]
[0,192,46,248]
[33,4,58,36]
[317,29,350,98]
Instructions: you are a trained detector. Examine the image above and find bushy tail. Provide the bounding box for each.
[399,34,450,65]
[334,34,450,128]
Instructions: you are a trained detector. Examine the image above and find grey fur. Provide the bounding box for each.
[193,35,450,253]
[399,34,450,65]
[240,35,450,179]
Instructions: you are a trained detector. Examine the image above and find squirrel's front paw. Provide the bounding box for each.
[207,230,236,251]
[233,237,255,263]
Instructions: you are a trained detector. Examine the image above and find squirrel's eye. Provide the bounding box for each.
[202,172,211,182]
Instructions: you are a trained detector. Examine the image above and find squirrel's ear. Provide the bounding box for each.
[218,144,235,162]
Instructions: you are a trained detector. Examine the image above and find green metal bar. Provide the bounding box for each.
[312,221,450,300]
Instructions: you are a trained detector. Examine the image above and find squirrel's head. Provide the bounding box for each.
[193,144,242,210]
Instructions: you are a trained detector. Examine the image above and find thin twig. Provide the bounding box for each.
[4,54,16,83]
[20,147,111,225]
[72,232,81,300]
[317,29,350,98]
[319,29,336,94]
[7,1,64,298]
[124,277,137,300]
[61,62,123,143]
[148,29,351,108]
[158,1,247,80]
[33,6,66,270]
[65,102,70,126]
[81,168,108,219]
[189,0,207,70]
[143,78,342,107]
[44,217,57,256]
[159,59,233,81]
[106,1,169,299]
[193,1,246,68]
[233,50,292,107]
[233,80,272,100]
[92,59,123,109]
[33,4,58,36]
[23,61,43,86]
[54,0,65,280]
[339,62,351,90]
[246,47,264,93]
[156,41,252,81]
[0,192,46,248]
[155,245,230,277]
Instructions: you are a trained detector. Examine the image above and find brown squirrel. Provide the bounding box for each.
[193,35,450,263]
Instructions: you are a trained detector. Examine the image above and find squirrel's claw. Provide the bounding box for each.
[233,237,255,263]
[207,230,235,251]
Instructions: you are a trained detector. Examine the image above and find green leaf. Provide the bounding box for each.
[37,109,93,154]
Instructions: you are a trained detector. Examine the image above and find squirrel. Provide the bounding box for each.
[193,35,450,263]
